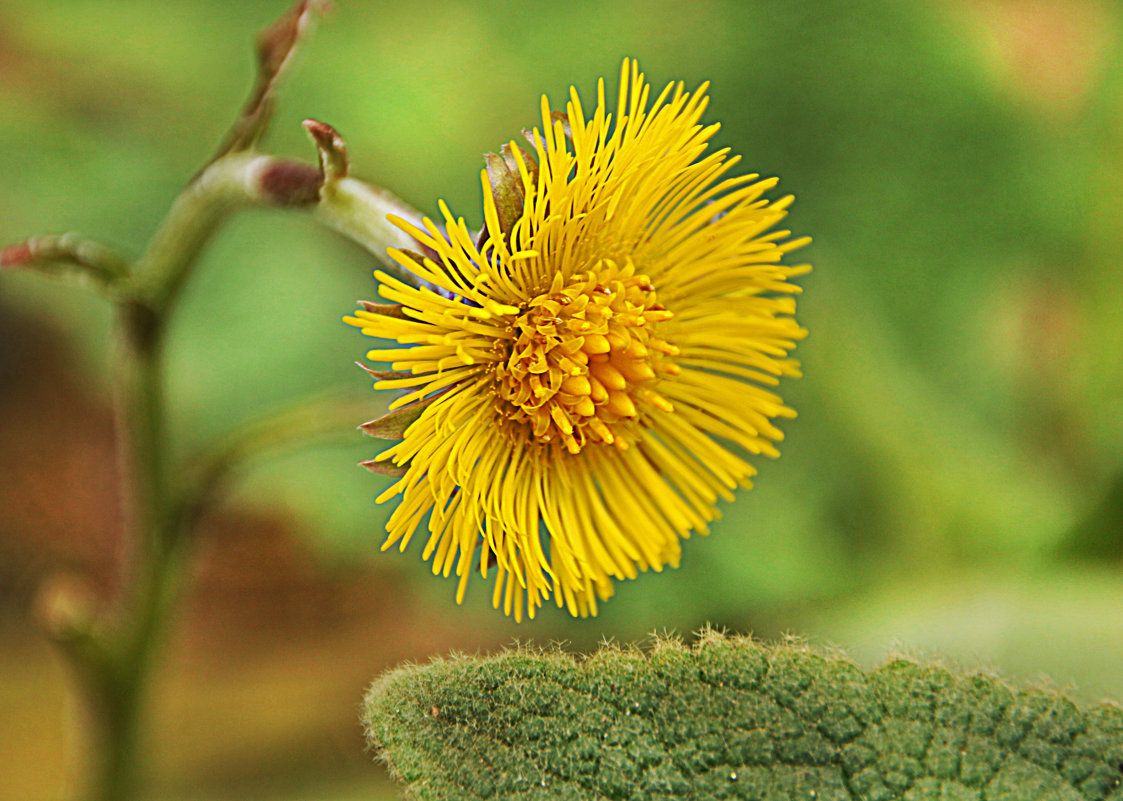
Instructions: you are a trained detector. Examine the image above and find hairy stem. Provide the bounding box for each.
[88,300,177,801]
[5,7,345,800]
[78,151,317,801]
[135,152,318,314]
[314,175,426,272]
[50,139,407,799]
[16,87,420,801]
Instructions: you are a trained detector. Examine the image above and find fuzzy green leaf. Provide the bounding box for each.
[364,632,1123,800]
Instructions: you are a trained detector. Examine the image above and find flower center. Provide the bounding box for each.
[495,266,678,454]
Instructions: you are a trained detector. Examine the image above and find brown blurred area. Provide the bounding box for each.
[964,0,1112,118]
[0,296,537,798]
[0,307,490,800]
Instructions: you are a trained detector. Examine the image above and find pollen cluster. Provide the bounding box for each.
[495,263,678,454]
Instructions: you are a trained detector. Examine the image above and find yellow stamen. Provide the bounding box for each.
[494,265,677,452]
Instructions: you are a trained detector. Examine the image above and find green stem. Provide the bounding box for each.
[0,232,129,295]
[45,148,411,801]
[79,151,317,801]
[87,299,174,801]
[314,175,427,276]
[136,151,317,313]
[14,8,346,799]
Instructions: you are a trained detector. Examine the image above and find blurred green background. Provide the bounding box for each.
[2,0,1122,798]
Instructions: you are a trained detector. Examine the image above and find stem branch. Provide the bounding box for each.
[314,175,426,279]
[77,150,319,801]
[134,152,318,314]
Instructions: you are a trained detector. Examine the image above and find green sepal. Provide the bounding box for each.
[358,393,440,439]
[522,112,572,154]
[548,109,572,140]
[356,362,413,382]
[482,143,538,248]
[484,152,524,239]
[358,458,407,477]
[358,300,409,318]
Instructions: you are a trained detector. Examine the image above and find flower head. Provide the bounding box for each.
[345,60,809,620]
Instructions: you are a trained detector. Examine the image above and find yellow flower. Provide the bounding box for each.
[345,60,809,620]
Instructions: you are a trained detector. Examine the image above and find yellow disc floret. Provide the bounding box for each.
[495,262,678,454]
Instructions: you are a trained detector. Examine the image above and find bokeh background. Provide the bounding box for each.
[2,0,1122,798]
